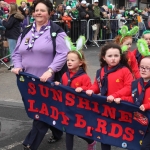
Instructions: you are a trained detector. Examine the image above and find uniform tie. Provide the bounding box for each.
[101,64,123,96]
[27,21,50,50]
[135,78,150,106]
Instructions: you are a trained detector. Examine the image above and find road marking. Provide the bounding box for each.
[0,132,50,150]
[4,99,23,103]
[0,141,23,150]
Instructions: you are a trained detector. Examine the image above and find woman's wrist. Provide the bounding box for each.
[47,68,54,75]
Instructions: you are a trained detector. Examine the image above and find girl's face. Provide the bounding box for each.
[103,48,121,67]
[143,34,150,46]
[34,3,50,25]
[139,58,150,82]
[67,53,82,72]
[122,38,132,50]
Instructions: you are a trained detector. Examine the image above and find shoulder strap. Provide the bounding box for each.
[96,69,101,90]
[136,50,142,64]
[50,20,64,56]
[131,79,140,103]
[20,24,32,42]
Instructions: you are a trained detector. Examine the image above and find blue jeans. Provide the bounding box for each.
[7,39,17,64]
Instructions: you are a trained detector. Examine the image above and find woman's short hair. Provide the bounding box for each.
[33,0,53,14]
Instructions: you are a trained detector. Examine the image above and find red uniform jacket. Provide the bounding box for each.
[62,71,92,90]
[127,51,140,79]
[122,80,150,110]
[89,67,134,102]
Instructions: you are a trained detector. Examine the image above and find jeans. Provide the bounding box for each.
[7,38,17,64]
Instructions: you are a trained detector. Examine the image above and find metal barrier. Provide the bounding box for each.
[0,27,10,68]
[53,20,88,44]
[0,18,146,68]
[87,18,144,47]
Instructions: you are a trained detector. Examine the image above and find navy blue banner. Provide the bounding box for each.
[17,72,150,150]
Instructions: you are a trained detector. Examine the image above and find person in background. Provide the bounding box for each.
[78,0,89,36]
[114,26,140,79]
[132,30,150,66]
[61,11,72,36]
[93,0,100,44]
[2,3,24,70]
[19,1,27,11]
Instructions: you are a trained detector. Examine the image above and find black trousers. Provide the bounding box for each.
[23,120,63,150]
[66,133,94,150]
[101,143,111,150]
[141,131,150,150]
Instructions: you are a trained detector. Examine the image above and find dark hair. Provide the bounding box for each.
[99,43,132,72]
[18,6,26,17]
[20,1,26,5]
[33,0,53,14]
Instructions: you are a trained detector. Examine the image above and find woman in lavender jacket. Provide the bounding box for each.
[11,0,69,149]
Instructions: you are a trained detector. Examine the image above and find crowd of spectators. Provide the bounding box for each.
[0,0,150,46]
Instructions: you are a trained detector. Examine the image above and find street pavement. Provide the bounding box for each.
[0,43,136,150]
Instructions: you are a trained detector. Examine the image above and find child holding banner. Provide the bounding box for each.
[55,36,97,150]
[114,25,140,79]
[86,43,134,150]
[132,30,150,66]
[114,39,150,150]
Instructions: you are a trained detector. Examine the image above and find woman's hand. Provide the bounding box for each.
[11,68,22,74]
[107,95,114,103]
[114,98,121,104]
[86,90,94,96]
[139,105,145,111]
[40,70,53,82]
[75,87,83,92]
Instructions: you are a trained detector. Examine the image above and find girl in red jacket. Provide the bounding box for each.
[114,25,140,79]
[55,36,96,150]
[114,56,150,150]
[132,30,150,65]
[61,12,72,36]
[86,43,134,150]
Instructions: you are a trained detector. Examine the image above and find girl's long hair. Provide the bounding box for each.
[9,3,18,15]
[67,50,87,73]
[99,43,132,72]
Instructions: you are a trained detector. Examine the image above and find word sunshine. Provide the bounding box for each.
[27,82,134,141]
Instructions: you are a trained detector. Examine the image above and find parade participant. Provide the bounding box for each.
[132,30,150,65]
[114,25,140,79]
[114,55,150,150]
[55,36,96,150]
[86,43,134,150]
[11,0,69,149]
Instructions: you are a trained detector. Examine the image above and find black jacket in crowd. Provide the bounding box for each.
[78,6,89,20]
[3,12,24,40]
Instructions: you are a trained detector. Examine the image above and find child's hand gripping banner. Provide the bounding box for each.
[17,72,150,150]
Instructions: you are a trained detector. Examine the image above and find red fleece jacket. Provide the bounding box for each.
[62,71,92,90]
[122,80,150,110]
[127,51,140,79]
[89,67,134,102]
